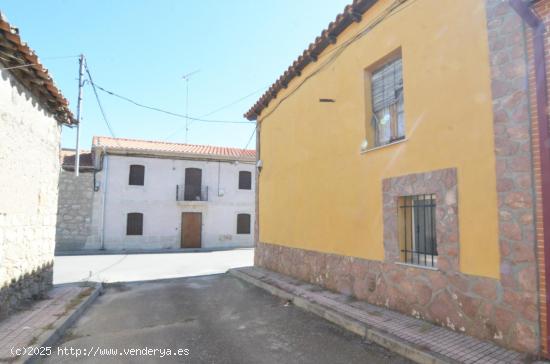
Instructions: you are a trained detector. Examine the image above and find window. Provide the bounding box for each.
[370,57,404,147]
[184,168,203,201]
[126,213,143,235]
[129,165,145,186]
[398,194,437,267]
[239,171,252,190]
[236,213,251,234]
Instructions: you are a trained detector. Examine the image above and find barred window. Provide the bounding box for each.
[237,214,251,234]
[126,213,143,235]
[371,57,404,147]
[398,194,437,267]
[129,165,145,186]
[239,171,252,190]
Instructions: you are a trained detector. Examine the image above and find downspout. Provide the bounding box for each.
[217,161,221,196]
[100,147,109,250]
[509,0,550,354]
[255,122,261,248]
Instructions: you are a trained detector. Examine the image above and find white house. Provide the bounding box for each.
[0,13,75,318]
[56,136,256,251]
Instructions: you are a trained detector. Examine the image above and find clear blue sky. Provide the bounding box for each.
[2,0,350,150]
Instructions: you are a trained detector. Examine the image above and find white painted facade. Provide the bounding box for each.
[97,153,256,250]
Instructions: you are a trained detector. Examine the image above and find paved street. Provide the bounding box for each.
[53,249,254,284]
[45,274,410,364]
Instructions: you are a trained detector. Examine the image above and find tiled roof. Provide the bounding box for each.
[60,149,94,169]
[0,13,75,124]
[244,0,379,120]
[93,136,256,160]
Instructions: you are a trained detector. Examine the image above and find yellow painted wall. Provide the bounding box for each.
[257,0,500,279]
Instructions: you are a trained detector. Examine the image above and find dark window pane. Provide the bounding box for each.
[129,165,145,186]
[237,214,251,234]
[399,194,436,267]
[127,213,143,235]
[239,171,252,190]
[184,168,202,201]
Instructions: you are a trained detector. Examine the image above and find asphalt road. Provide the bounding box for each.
[53,249,254,284]
[44,274,411,364]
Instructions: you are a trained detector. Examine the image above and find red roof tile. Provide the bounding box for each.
[0,13,75,124]
[244,0,379,120]
[93,136,256,160]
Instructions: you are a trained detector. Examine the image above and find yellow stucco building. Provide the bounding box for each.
[245,0,550,356]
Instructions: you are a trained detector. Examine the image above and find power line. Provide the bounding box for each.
[0,53,79,70]
[242,125,257,150]
[89,81,254,125]
[165,85,267,140]
[83,59,118,140]
[234,124,258,161]
[199,85,270,119]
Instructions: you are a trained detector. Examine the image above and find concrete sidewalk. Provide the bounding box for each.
[0,283,102,363]
[230,267,536,364]
[53,249,254,284]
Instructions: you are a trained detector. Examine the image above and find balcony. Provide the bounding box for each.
[176,184,208,202]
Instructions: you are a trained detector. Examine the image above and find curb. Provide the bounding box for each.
[24,282,103,364]
[55,247,253,256]
[229,268,454,364]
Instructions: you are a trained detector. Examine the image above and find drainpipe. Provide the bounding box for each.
[255,122,261,247]
[509,0,550,354]
[100,148,109,250]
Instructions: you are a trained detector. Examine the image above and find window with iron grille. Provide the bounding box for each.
[236,213,251,234]
[129,165,145,186]
[398,194,437,267]
[126,213,143,235]
[239,171,252,190]
[371,57,404,147]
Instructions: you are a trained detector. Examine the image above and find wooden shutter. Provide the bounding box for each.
[127,213,143,235]
[239,171,252,190]
[129,165,145,186]
[236,214,251,234]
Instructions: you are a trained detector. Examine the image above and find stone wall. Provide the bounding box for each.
[0,68,61,319]
[55,169,101,251]
[256,241,537,353]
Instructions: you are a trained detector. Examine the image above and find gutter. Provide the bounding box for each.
[99,148,256,164]
[509,0,550,354]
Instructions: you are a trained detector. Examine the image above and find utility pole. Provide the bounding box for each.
[181,69,200,143]
[75,54,85,177]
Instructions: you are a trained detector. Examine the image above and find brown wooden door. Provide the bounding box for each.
[181,212,202,248]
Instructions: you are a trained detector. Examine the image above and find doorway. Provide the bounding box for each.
[184,168,202,201]
[181,212,202,248]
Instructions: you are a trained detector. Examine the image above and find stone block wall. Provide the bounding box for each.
[0,69,61,319]
[55,169,101,251]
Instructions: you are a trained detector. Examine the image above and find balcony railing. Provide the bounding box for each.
[176,184,208,202]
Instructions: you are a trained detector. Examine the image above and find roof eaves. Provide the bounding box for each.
[0,13,75,125]
[244,0,378,121]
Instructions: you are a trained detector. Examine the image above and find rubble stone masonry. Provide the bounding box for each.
[0,68,60,319]
[55,169,101,251]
